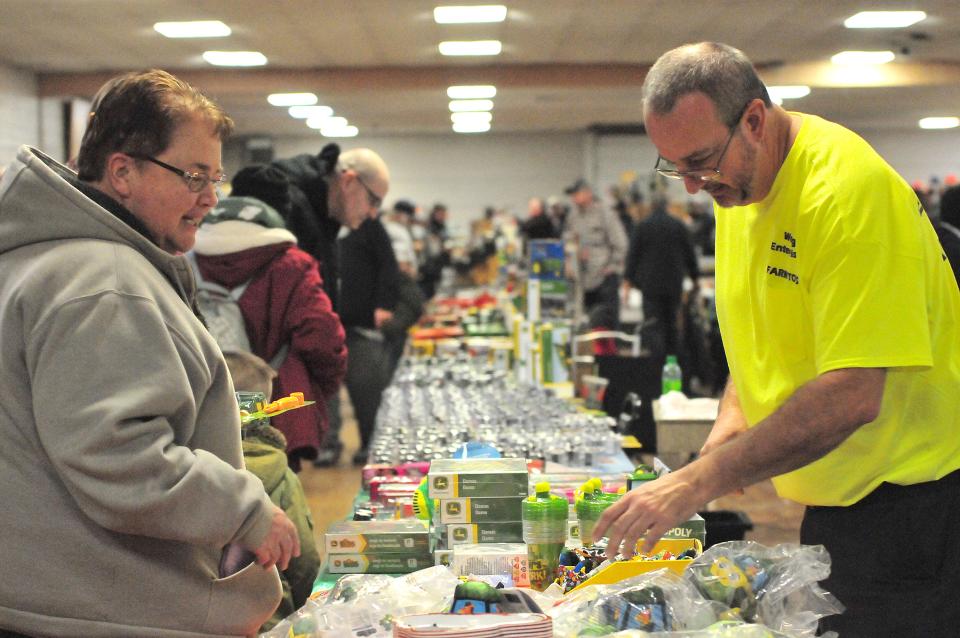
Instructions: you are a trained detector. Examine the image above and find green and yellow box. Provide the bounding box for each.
[438,496,525,524]
[324,520,430,555]
[447,522,525,546]
[327,552,434,574]
[428,458,529,499]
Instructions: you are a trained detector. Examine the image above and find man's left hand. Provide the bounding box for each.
[592,470,701,559]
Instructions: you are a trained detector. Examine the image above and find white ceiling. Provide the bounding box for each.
[2,0,959,137]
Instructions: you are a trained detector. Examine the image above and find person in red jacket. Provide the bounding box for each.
[192,167,347,471]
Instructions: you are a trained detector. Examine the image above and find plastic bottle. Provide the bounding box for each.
[522,481,569,591]
[661,354,682,395]
[576,478,618,546]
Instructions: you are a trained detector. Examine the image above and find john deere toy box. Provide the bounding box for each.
[438,496,525,524]
[428,458,529,499]
[446,521,525,546]
[662,513,706,547]
[325,520,430,555]
[327,552,434,574]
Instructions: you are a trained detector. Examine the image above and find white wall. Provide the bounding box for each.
[265,132,585,232]
[0,62,39,165]
[855,127,960,185]
[222,122,960,233]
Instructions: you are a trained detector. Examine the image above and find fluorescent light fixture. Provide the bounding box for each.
[767,85,811,104]
[288,105,334,119]
[202,51,267,67]
[830,50,895,65]
[453,121,491,133]
[844,11,926,29]
[919,117,960,130]
[767,85,810,100]
[307,116,347,130]
[321,125,359,138]
[451,111,493,124]
[268,93,318,107]
[154,20,231,38]
[447,85,497,99]
[449,99,494,112]
[434,5,507,24]
[439,40,502,56]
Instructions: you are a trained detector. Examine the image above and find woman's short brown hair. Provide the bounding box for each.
[76,69,234,181]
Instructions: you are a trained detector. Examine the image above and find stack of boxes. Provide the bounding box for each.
[325,520,432,574]
[428,458,529,583]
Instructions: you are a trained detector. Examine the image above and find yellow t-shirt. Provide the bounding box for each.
[715,113,960,506]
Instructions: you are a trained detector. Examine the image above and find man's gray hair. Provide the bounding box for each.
[337,148,389,185]
[643,42,771,128]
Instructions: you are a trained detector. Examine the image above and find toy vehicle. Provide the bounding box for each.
[591,585,670,632]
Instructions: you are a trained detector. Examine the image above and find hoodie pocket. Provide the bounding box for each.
[202,561,282,636]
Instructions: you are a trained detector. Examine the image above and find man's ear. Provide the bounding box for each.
[104,152,136,198]
[744,99,766,141]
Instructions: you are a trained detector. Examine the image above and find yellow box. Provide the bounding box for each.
[569,537,702,593]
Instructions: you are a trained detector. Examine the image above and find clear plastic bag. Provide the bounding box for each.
[259,565,458,637]
[683,542,842,637]
[548,568,727,637]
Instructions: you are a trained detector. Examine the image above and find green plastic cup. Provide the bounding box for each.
[523,481,569,591]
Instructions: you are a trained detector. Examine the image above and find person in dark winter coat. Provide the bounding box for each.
[257,144,390,309]
[192,189,347,471]
[624,196,700,361]
[317,216,401,467]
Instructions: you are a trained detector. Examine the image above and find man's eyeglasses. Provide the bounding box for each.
[654,102,750,183]
[355,173,382,210]
[134,155,227,193]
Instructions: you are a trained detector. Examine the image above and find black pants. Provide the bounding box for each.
[801,468,960,637]
[322,330,390,452]
[583,273,620,330]
[640,291,681,360]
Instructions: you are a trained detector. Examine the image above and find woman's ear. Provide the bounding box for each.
[104,152,135,198]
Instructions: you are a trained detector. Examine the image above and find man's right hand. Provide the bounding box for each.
[253,506,300,571]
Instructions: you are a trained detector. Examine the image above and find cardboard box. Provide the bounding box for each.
[447,522,524,546]
[438,496,525,524]
[428,458,529,499]
[663,514,706,547]
[325,520,430,554]
[327,553,434,574]
[434,549,454,568]
[451,543,530,588]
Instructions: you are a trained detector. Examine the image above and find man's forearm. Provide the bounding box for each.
[683,368,886,503]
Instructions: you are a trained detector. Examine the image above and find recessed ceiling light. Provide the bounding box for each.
[451,111,493,124]
[919,117,960,130]
[289,105,334,119]
[453,121,491,133]
[268,93,318,107]
[766,85,811,104]
[202,51,267,67]
[153,20,231,38]
[434,5,507,24]
[844,11,926,29]
[449,99,495,112]
[307,116,347,130]
[830,50,895,65]
[447,85,497,99]
[321,125,359,138]
[439,40,502,56]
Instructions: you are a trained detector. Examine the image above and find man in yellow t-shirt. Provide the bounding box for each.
[593,42,960,637]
